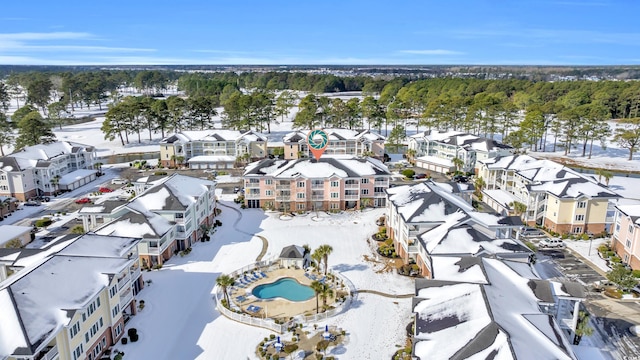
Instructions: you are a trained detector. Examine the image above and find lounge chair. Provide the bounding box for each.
[235,295,247,303]
[259,271,268,278]
[247,304,262,313]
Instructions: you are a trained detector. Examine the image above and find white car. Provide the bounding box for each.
[539,238,566,249]
[111,178,127,185]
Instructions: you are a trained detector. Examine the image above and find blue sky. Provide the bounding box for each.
[1,0,638,65]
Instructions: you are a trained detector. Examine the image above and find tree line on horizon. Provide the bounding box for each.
[1,70,640,160]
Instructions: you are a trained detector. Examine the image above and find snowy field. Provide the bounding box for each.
[117,197,412,360]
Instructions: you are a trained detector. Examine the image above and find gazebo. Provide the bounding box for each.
[278,245,310,269]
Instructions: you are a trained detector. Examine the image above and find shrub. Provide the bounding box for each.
[401,169,415,179]
[34,218,52,227]
[71,225,85,234]
[632,270,640,278]
[121,337,128,345]
[4,238,22,249]
[283,344,298,354]
[154,171,168,176]
[269,334,276,340]
[153,263,163,270]
[128,328,137,337]
[604,287,623,299]
[114,353,124,360]
[130,333,139,342]
[316,340,329,351]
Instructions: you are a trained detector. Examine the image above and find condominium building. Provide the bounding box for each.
[0,141,97,201]
[478,155,619,235]
[0,233,142,360]
[242,155,391,211]
[84,174,217,267]
[159,130,268,169]
[385,181,525,277]
[408,130,513,174]
[611,205,640,270]
[282,129,385,160]
[412,257,583,360]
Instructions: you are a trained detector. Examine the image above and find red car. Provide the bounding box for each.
[75,197,92,204]
[99,187,113,193]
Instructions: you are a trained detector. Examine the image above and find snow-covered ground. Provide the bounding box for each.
[118,198,412,360]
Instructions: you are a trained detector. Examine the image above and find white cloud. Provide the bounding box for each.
[0,32,93,41]
[399,49,464,55]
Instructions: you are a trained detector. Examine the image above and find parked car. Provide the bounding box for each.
[414,173,427,180]
[539,238,566,249]
[98,187,113,193]
[452,175,469,183]
[233,186,241,193]
[24,200,41,207]
[111,178,127,185]
[75,197,92,204]
[520,227,545,238]
[33,196,50,202]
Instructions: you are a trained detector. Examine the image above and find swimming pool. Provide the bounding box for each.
[252,277,314,301]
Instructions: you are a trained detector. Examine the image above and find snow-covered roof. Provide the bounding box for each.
[0,225,32,244]
[482,155,619,199]
[244,156,391,179]
[161,129,267,143]
[58,169,97,185]
[282,129,385,143]
[415,155,454,168]
[95,211,173,239]
[0,255,129,357]
[419,223,530,256]
[413,258,577,360]
[616,204,640,224]
[386,182,521,227]
[483,189,518,209]
[56,233,140,258]
[128,173,215,212]
[411,130,512,152]
[430,256,489,284]
[188,155,236,163]
[6,141,93,170]
[279,245,306,259]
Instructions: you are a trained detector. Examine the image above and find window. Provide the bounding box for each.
[296,193,305,199]
[573,227,582,234]
[297,181,305,188]
[616,222,621,233]
[361,189,369,195]
[73,344,83,360]
[265,190,273,196]
[331,192,339,199]
[109,285,118,298]
[626,239,632,248]
[330,203,339,209]
[575,214,585,221]
[297,204,305,210]
[112,304,120,318]
[265,179,272,185]
[630,225,635,234]
[331,181,339,187]
[84,297,101,321]
[577,201,587,208]
[69,321,80,338]
[114,323,122,337]
[360,178,369,184]
[625,254,630,263]
[0,175,5,180]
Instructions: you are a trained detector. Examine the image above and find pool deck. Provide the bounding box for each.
[230,268,345,320]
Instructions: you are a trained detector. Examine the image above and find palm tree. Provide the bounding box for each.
[474,176,486,200]
[595,169,613,186]
[573,311,594,345]
[50,175,61,195]
[310,280,323,314]
[318,282,334,308]
[94,162,104,175]
[216,274,235,307]
[317,244,333,275]
[509,201,528,220]
[311,250,323,272]
[452,157,464,174]
[405,149,417,164]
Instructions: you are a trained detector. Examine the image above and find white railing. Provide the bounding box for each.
[119,288,134,309]
[344,183,359,189]
[44,344,59,360]
[117,275,130,290]
[130,266,141,282]
[214,260,356,332]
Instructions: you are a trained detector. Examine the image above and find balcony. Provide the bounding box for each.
[245,182,260,189]
[276,185,291,190]
[311,184,324,189]
[344,183,359,189]
[344,195,359,200]
[408,245,419,253]
[130,265,141,281]
[374,179,389,186]
[119,287,134,309]
[43,345,59,360]
[374,191,386,198]
[311,195,325,200]
[117,275,131,290]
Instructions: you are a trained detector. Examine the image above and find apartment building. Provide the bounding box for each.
[408,130,513,174]
[0,233,142,360]
[159,130,268,169]
[83,174,217,267]
[385,181,526,277]
[242,156,391,211]
[282,129,385,160]
[478,155,619,235]
[0,141,97,201]
[412,257,583,360]
[611,205,640,270]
